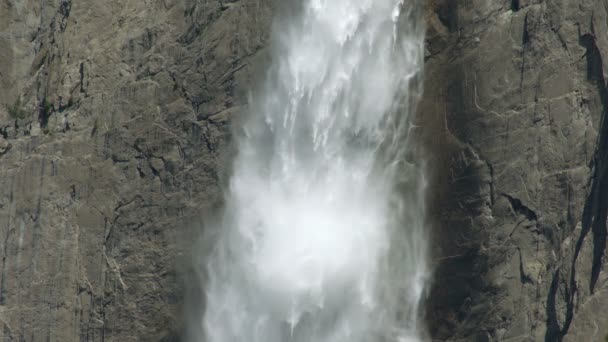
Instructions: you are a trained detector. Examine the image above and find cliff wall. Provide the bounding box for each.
[0,0,607,341]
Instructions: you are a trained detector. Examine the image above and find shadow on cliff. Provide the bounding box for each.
[545,30,608,342]
[417,1,501,339]
[417,53,491,342]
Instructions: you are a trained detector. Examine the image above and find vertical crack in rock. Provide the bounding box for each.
[58,0,71,32]
[38,98,53,129]
[517,247,534,285]
[79,62,85,94]
[545,270,564,342]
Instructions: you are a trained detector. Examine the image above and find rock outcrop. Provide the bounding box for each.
[422,0,608,341]
[1,0,607,341]
[0,0,271,340]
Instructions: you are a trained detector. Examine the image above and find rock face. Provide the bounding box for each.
[0,0,607,341]
[422,0,608,341]
[0,0,271,340]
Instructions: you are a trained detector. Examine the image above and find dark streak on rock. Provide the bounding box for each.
[545,30,608,342]
[517,247,534,285]
[578,32,608,294]
[512,0,521,12]
[503,193,538,222]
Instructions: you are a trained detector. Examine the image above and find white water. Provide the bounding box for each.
[200,0,427,341]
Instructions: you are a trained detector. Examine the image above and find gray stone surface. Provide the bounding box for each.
[421,0,608,341]
[0,0,271,341]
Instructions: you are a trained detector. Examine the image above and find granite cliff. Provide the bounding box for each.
[423,0,608,340]
[0,0,271,340]
[0,0,607,341]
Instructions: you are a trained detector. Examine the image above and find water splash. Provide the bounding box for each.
[200,0,427,341]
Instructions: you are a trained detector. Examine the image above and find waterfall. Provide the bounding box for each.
[199,0,427,341]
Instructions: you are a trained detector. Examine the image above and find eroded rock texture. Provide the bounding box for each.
[422,0,608,341]
[0,0,271,340]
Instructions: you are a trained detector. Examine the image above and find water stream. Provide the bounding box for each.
[201,1,427,341]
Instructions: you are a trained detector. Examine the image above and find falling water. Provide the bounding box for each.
[200,0,427,341]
